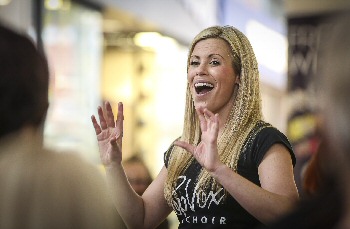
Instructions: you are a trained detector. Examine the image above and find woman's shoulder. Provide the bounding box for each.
[240,120,295,167]
[249,120,290,143]
[163,137,181,168]
[252,120,295,165]
[254,121,291,146]
[243,120,276,146]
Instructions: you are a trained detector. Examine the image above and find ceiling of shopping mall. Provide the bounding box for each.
[92,0,350,45]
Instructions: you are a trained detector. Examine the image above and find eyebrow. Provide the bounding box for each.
[190,53,225,59]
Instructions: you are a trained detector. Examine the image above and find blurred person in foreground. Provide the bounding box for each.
[92,25,299,228]
[0,23,119,229]
[259,12,350,229]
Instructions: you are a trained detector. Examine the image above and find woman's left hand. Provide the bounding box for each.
[174,107,222,172]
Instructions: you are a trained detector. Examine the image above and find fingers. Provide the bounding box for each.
[211,113,219,138]
[110,136,117,146]
[109,136,121,160]
[203,110,219,140]
[91,115,102,135]
[115,102,124,128]
[174,140,196,154]
[203,109,219,129]
[97,106,108,130]
[115,102,124,145]
[93,101,122,135]
[202,108,215,120]
[196,107,219,131]
[105,101,115,128]
[196,107,207,132]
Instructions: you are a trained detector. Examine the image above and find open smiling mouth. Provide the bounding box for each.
[194,82,214,95]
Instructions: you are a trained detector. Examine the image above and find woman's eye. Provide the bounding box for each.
[190,60,199,66]
[210,60,220,65]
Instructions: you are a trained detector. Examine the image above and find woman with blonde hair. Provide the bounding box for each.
[92,25,299,228]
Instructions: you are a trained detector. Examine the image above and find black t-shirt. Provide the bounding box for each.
[164,121,295,229]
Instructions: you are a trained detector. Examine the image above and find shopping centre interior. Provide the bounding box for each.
[1,0,350,227]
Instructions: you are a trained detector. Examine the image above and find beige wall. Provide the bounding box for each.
[0,0,33,32]
[261,82,288,134]
[101,40,187,177]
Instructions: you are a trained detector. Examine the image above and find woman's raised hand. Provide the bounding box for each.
[174,107,222,172]
[91,101,124,168]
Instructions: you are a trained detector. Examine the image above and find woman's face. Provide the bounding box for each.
[188,38,239,115]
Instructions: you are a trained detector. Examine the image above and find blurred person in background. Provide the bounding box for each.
[123,155,153,196]
[92,25,299,228]
[258,12,350,229]
[302,138,334,198]
[0,22,119,229]
[116,155,169,229]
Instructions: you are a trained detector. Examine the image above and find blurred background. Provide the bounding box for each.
[1,0,349,227]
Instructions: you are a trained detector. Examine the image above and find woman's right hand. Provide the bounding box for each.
[91,101,124,168]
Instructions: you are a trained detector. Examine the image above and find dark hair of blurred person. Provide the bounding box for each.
[0,23,48,141]
[0,22,119,229]
[257,11,350,229]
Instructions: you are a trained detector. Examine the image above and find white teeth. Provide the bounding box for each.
[194,82,214,88]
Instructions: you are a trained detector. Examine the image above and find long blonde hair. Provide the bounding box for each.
[164,26,263,205]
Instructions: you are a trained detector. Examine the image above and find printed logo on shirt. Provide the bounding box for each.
[171,176,227,225]
[181,215,227,225]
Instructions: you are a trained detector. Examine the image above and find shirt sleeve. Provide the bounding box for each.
[163,137,181,168]
[253,127,296,167]
[164,145,173,168]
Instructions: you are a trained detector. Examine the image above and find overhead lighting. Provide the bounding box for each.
[134,32,178,54]
[134,32,163,48]
[45,0,71,10]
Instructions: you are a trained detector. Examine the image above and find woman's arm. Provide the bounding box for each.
[174,107,299,224]
[210,144,299,224]
[106,165,172,229]
[91,101,172,229]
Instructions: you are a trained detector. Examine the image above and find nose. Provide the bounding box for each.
[195,62,207,76]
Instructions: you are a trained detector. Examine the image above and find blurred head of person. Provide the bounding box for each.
[123,155,153,195]
[0,23,120,229]
[317,11,350,227]
[0,23,49,142]
[317,12,350,171]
